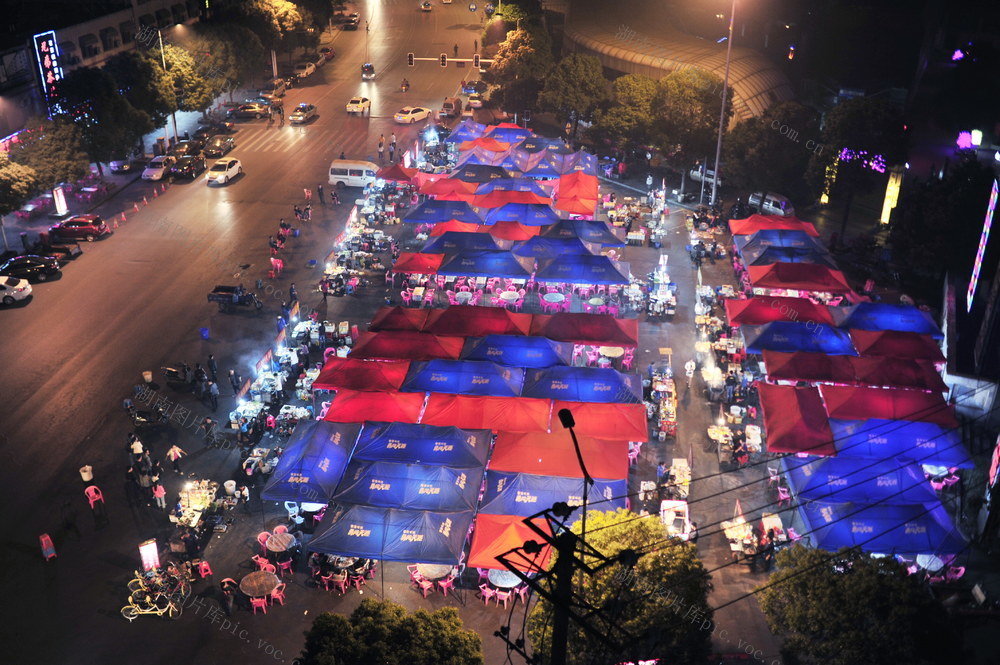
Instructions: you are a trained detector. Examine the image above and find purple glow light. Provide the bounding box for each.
[838,148,887,174]
[957,131,974,150]
[952,49,965,61]
[967,180,999,311]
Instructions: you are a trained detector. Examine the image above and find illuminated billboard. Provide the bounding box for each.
[32,31,64,108]
[968,179,999,311]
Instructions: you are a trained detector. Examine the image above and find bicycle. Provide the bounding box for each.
[121,593,183,622]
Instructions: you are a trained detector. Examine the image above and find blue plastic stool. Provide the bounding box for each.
[199,327,210,340]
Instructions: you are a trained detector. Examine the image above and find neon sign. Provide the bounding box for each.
[967,179,999,311]
[32,31,64,107]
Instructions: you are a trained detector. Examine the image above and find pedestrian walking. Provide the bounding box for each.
[153,482,167,510]
[276,314,287,333]
[229,369,242,395]
[166,445,187,473]
[656,461,667,483]
[320,276,330,300]
[208,381,220,411]
[317,184,324,203]
[331,189,340,205]
[339,151,346,160]
[289,282,298,303]
[684,359,696,388]
[129,434,144,461]
[293,205,303,222]
[689,522,699,544]
[221,579,238,617]
[377,135,385,164]
[238,485,251,513]
[474,39,478,52]
[207,354,218,382]
[388,144,395,162]
[304,187,312,201]
[281,301,291,320]
[304,204,312,221]
[453,43,459,57]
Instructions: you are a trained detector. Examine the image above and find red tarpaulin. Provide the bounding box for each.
[430,219,481,235]
[350,331,465,361]
[491,431,628,480]
[312,358,411,392]
[748,263,852,294]
[762,350,856,384]
[412,171,449,188]
[421,394,552,432]
[368,306,430,332]
[729,214,820,236]
[558,172,600,199]
[758,384,836,456]
[551,401,647,441]
[849,356,948,392]
[323,389,426,424]
[459,137,511,152]
[725,297,834,326]
[478,221,542,240]
[468,514,552,571]
[762,351,949,392]
[554,196,598,216]
[392,253,445,274]
[820,385,958,427]
[530,313,639,347]
[424,305,533,336]
[376,163,417,183]
[848,329,945,363]
[420,177,479,198]
[474,190,551,209]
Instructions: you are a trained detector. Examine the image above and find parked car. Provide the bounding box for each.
[467,93,483,108]
[141,155,176,181]
[0,276,32,306]
[256,92,281,105]
[394,106,431,123]
[227,102,270,119]
[204,135,236,157]
[342,16,359,30]
[346,96,371,114]
[0,255,60,282]
[206,159,243,185]
[293,62,317,78]
[168,139,204,157]
[320,47,335,61]
[109,156,137,173]
[289,103,318,124]
[171,155,207,179]
[49,214,111,242]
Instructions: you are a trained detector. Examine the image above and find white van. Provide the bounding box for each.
[689,166,722,188]
[748,191,795,217]
[328,159,379,188]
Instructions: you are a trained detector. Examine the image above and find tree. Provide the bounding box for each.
[538,54,608,137]
[653,69,732,169]
[483,26,553,112]
[103,51,177,128]
[528,509,713,665]
[758,547,957,665]
[163,44,215,113]
[590,74,659,154]
[8,116,90,190]
[0,153,38,217]
[293,0,334,29]
[187,24,267,99]
[225,0,309,50]
[298,598,483,665]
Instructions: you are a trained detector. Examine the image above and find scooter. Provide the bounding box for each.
[400,82,409,92]
[160,363,190,383]
[128,405,167,427]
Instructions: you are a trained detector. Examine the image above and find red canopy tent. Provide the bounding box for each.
[757,384,836,456]
[761,350,856,384]
[312,358,411,392]
[491,431,628,480]
[412,171,449,188]
[554,196,598,216]
[474,190,551,208]
[424,305,533,337]
[557,172,599,199]
[368,306,430,332]
[729,214,820,236]
[349,331,465,360]
[551,401,647,441]
[479,221,542,241]
[848,329,945,363]
[430,219,480,235]
[392,253,445,274]
[322,389,426,424]
[530,313,639,346]
[725,297,834,326]
[468,514,552,571]
[820,385,958,427]
[747,263,852,294]
[421,394,552,432]
[849,356,948,392]
[458,137,511,152]
[375,163,417,183]
[420,177,479,199]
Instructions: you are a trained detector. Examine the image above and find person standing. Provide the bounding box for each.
[320,276,330,300]
[129,434,144,462]
[303,186,312,201]
[317,184,324,204]
[474,39,478,52]
[229,369,242,395]
[166,445,187,473]
[377,134,385,163]
[208,381,220,411]
[152,482,167,510]
[684,359,696,388]
[289,283,298,303]
[656,461,667,484]
[304,204,312,221]
[238,485,251,513]
[689,522,699,544]
[193,364,208,398]
[207,354,218,382]
[453,43,459,57]
[389,133,397,162]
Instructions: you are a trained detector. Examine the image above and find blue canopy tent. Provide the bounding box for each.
[403,200,484,225]
[740,321,859,355]
[485,125,533,143]
[535,255,630,284]
[797,500,967,555]
[523,159,563,179]
[478,471,628,517]
[516,137,568,154]
[548,150,598,175]
[333,459,485,511]
[734,229,824,252]
[512,236,600,259]
[521,366,642,403]
[352,422,491,467]
[781,456,939,504]
[484,203,562,226]
[437,250,534,278]
[401,359,525,397]
[449,164,511,182]
[309,504,474,564]
[542,219,625,247]
[456,149,510,167]
[261,421,360,502]
[422,232,508,254]
[444,119,486,144]
[828,419,974,468]
[476,177,552,196]
[831,303,943,339]
[741,246,839,269]
[460,334,574,368]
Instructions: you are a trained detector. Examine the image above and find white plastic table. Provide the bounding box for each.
[542,293,565,303]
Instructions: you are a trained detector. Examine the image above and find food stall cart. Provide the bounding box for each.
[659,500,692,541]
[651,372,677,438]
[170,479,219,528]
[668,458,691,499]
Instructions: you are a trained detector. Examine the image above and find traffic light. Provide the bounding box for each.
[473,54,480,68]
[439,53,447,67]
[407,53,414,67]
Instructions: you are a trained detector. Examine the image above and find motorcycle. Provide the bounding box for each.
[400,82,410,92]
[128,404,168,427]
[160,363,190,383]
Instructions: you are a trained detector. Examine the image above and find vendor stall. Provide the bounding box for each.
[170,479,219,528]
[651,372,677,437]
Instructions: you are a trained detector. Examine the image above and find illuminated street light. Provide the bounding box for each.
[710,0,736,207]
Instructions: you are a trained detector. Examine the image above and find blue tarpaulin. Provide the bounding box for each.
[523,159,562,179]
[403,200,484,224]
[444,119,486,144]
[460,334,575,368]
[521,366,642,403]
[512,236,600,258]
[422,232,508,254]
[309,504,474,564]
[535,255,630,284]
[478,471,628,516]
[741,321,859,355]
[437,250,534,278]
[831,303,943,339]
[547,151,598,175]
[476,178,551,196]
[741,246,839,268]
[401,359,525,397]
[352,422,491,467]
[485,125,533,143]
[261,421,360,502]
[456,149,510,167]
[333,459,485,511]
[449,164,512,182]
[515,137,568,154]
[734,230,824,251]
[542,220,625,247]
[797,500,967,555]
[782,456,939,504]
[484,203,561,226]
[829,419,974,468]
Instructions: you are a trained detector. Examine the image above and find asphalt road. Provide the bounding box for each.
[0,4,491,663]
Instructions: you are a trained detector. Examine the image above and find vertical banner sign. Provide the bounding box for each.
[967,179,999,311]
[290,300,301,320]
[275,327,287,347]
[139,539,161,572]
[255,349,274,375]
[238,378,252,399]
[53,185,68,216]
[32,31,64,109]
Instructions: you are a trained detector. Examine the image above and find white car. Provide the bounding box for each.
[467,93,483,108]
[141,155,176,181]
[206,158,243,185]
[294,62,317,78]
[442,0,452,3]
[0,275,32,306]
[659,500,692,541]
[289,103,318,124]
[346,96,371,114]
[420,1,432,10]
[394,106,431,123]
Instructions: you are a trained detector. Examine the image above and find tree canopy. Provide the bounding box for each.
[528,509,713,665]
[8,116,90,189]
[298,598,483,665]
[758,547,956,665]
[590,74,659,153]
[0,153,39,217]
[187,24,267,99]
[103,51,177,128]
[163,43,215,113]
[653,69,732,167]
[483,26,553,112]
[538,53,608,134]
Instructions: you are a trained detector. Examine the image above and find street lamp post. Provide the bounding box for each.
[157,28,179,146]
[710,0,736,207]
